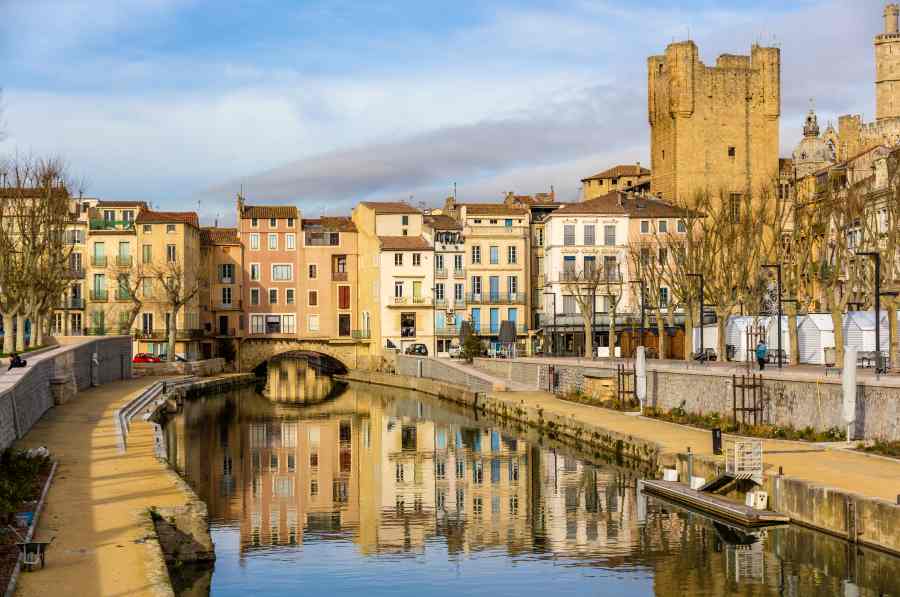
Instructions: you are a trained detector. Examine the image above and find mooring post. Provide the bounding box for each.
[686,446,693,485]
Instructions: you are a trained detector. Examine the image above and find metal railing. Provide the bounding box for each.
[115,288,133,301]
[91,255,108,267]
[435,325,460,336]
[465,292,526,305]
[332,271,348,282]
[453,268,466,278]
[351,330,371,340]
[90,219,135,231]
[116,255,133,267]
[217,328,237,337]
[411,296,432,305]
[90,289,108,301]
[435,269,448,279]
[67,268,85,279]
[133,328,167,340]
[59,297,84,309]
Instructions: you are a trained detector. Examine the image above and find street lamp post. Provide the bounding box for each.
[762,264,783,369]
[543,290,557,356]
[857,252,885,374]
[628,280,646,349]
[686,273,705,359]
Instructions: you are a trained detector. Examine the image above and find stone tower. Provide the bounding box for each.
[876,3,900,121]
[647,41,781,205]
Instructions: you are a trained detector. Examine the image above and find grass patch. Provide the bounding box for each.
[559,388,640,411]
[643,405,846,442]
[0,344,49,358]
[856,440,900,460]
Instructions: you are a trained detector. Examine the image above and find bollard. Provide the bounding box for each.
[779,466,784,476]
[711,428,722,455]
[686,447,693,485]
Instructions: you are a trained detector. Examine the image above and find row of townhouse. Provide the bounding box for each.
[51,173,688,361]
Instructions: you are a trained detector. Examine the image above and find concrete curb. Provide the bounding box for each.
[4,459,58,597]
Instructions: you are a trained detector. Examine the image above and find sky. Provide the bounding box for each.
[0,0,887,224]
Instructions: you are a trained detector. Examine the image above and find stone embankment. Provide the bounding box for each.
[132,357,227,378]
[343,356,900,558]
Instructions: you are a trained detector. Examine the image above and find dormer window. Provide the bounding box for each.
[270,218,277,228]
[251,218,258,228]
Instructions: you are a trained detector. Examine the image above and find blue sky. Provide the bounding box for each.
[0,0,883,223]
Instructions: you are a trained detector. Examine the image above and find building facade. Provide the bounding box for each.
[424,213,465,357]
[199,227,244,359]
[580,165,650,201]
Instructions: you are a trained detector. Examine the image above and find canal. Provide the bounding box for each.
[162,365,900,596]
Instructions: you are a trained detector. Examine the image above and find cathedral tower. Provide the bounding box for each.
[875,3,900,121]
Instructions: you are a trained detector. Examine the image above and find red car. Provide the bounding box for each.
[133,353,162,363]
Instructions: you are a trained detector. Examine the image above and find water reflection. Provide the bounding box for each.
[262,356,339,403]
[164,383,900,597]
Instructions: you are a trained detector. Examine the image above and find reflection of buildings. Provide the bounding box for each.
[264,356,335,403]
[167,384,900,597]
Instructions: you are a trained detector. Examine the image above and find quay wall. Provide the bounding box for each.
[472,358,900,441]
[0,336,132,451]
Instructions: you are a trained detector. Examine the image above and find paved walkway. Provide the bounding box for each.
[13,377,189,597]
[489,388,900,502]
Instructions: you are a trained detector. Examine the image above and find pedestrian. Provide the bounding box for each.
[7,352,27,371]
[755,340,768,371]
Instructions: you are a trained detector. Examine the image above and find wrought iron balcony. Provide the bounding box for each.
[435,268,448,279]
[133,328,167,340]
[435,325,460,336]
[58,297,85,309]
[90,219,134,231]
[90,289,108,301]
[332,271,348,282]
[66,268,85,279]
[115,288,133,301]
[116,255,133,267]
[453,268,466,278]
[465,292,526,305]
[351,330,371,340]
[91,255,107,267]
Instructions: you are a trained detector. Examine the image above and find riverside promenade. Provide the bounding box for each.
[12,376,190,597]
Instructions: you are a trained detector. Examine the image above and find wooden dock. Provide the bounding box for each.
[641,480,789,527]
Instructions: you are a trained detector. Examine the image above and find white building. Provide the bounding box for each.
[424,213,465,356]
[377,230,435,355]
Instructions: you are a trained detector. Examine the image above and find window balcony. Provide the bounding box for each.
[216,301,242,311]
[58,297,84,309]
[400,327,417,338]
[133,328,167,340]
[90,219,134,231]
[435,268,448,279]
[411,296,432,306]
[90,289,108,302]
[116,255,133,267]
[67,268,85,279]
[91,255,108,267]
[84,327,107,336]
[453,268,466,278]
[332,271,348,282]
[466,292,526,305]
[435,325,459,336]
[393,296,408,305]
[434,298,448,309]
[351,330,371,340]
[115,288,133,301]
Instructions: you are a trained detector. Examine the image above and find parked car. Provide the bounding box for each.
[404,343,429,356]
[448,345,461,359]
[132,353,161,363]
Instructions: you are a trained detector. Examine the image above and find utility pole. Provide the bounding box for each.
[686,273,705,359]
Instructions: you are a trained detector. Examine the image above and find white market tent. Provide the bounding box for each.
[841,311,889,353]
[726,316,777,362]
[797,314,835,365]
[691,324,718,356]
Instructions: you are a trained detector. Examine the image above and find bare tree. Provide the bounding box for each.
[559,260,604,358]
[602,262,625,358]
[153,261,203,361]
[629,241,669,358]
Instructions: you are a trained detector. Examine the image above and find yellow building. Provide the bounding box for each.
[199,227,243,359]
[52,196,97,336]
[580,164,650,201]
[444,198,530,353]
[648,41,781,205]
[132,210,203,358]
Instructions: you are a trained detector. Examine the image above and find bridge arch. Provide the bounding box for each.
[240,338,357,374]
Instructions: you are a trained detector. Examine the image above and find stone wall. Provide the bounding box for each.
[471,358,900,441]
[0,336,133,451]
[133,358,225,378]
[470,358,541,388]
[396,355,498,393]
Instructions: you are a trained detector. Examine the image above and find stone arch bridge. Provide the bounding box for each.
[239,337,373,374]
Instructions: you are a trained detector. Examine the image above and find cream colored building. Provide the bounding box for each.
[52,196,97,337]
[132,210,203,358]
[199,227,243,359]
[580,164,650,201]
[443,199,529,353]
[423,213,464,356]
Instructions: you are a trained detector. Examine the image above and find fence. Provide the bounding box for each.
[0,336,133,450]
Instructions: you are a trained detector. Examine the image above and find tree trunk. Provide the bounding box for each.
[788,309,800,365]
[608,306,618,359]
[888,298,899,370]
[715,309,728,362]
[655,312,666,360]
[683,306,695,361]
[2,313,14,354]
[581,310,593,359]
[33,313,43,347]
[16,313,26,351]
[167,308,179,362]
[831,307,845,367]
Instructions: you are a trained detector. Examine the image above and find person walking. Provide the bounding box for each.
[755,340,768,371]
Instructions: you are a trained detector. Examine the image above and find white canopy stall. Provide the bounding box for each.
[725,316,772,362]
[841,311,889,353]
[797,314,835,365]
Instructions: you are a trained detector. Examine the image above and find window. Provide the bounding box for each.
[251,218,259,228]
[394,281,403,298]
[640,220,650,234]
[677,219,687,233]
[412,253,421,266]
[272,264,293,281]
[489,246,499,264]
[563,294,576,314]
[308,315,320,332]
[454,254,463,271]
[142,224,152,233]
[286,289,295,304]
[221,287,232,306]
[508,276,518,296]
[604,256,618,281]
[584,255,596,276]
[270,217,277,228]
[308,290,318,306]
[507,246,517,264]
[287,217,294,228]
[435,284,445,300]
[730,193,742,223]
[309,264,321,279]
[454,283,464,301]
[142,277,154,298]
[338,285,350,310]
[338,313,351,337]
[251,314,264,334]
[659,287,669,308]
[394,253,403,266]
[658,247,668,264]
[584,225,595,246]
[250,288,260,305]
[471,276,482,295]
[563,255,576,277]
[250,263,260,281]
[286,233,295,250]
[401,313,416,337]
[435,254,444,270]
[269,289,278,304]
[604,225,616,246]
[142,244,152,264]
[505,219,513,227]
[728,146,736,158]
[166,224,176,233]
[166,244,176,262]
[281,315,296,334]
[490,219,498,225]
[250,233,260,250]
[401,215,409,226]
[658,220,668,233]
[563,225,575,246]
[640,247,651,264]
[471,246,481,264]
[268,233,277,250]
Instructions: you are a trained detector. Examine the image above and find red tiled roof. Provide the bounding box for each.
[97,200,148,208]
[135,210,199,227]
[581,165,650,182]
[360,201,421,214]
[240,205,299,219]
[302,217,357,232]
[553,192,688,218]
[424,214,462,230]
[200,227,240,245]
[378,236,432,250]
[460,203,529,216]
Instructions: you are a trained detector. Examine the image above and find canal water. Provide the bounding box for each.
[163,374,900,597]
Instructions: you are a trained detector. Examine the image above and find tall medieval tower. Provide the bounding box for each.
[875,3,900,122]
[647,41,781,204]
